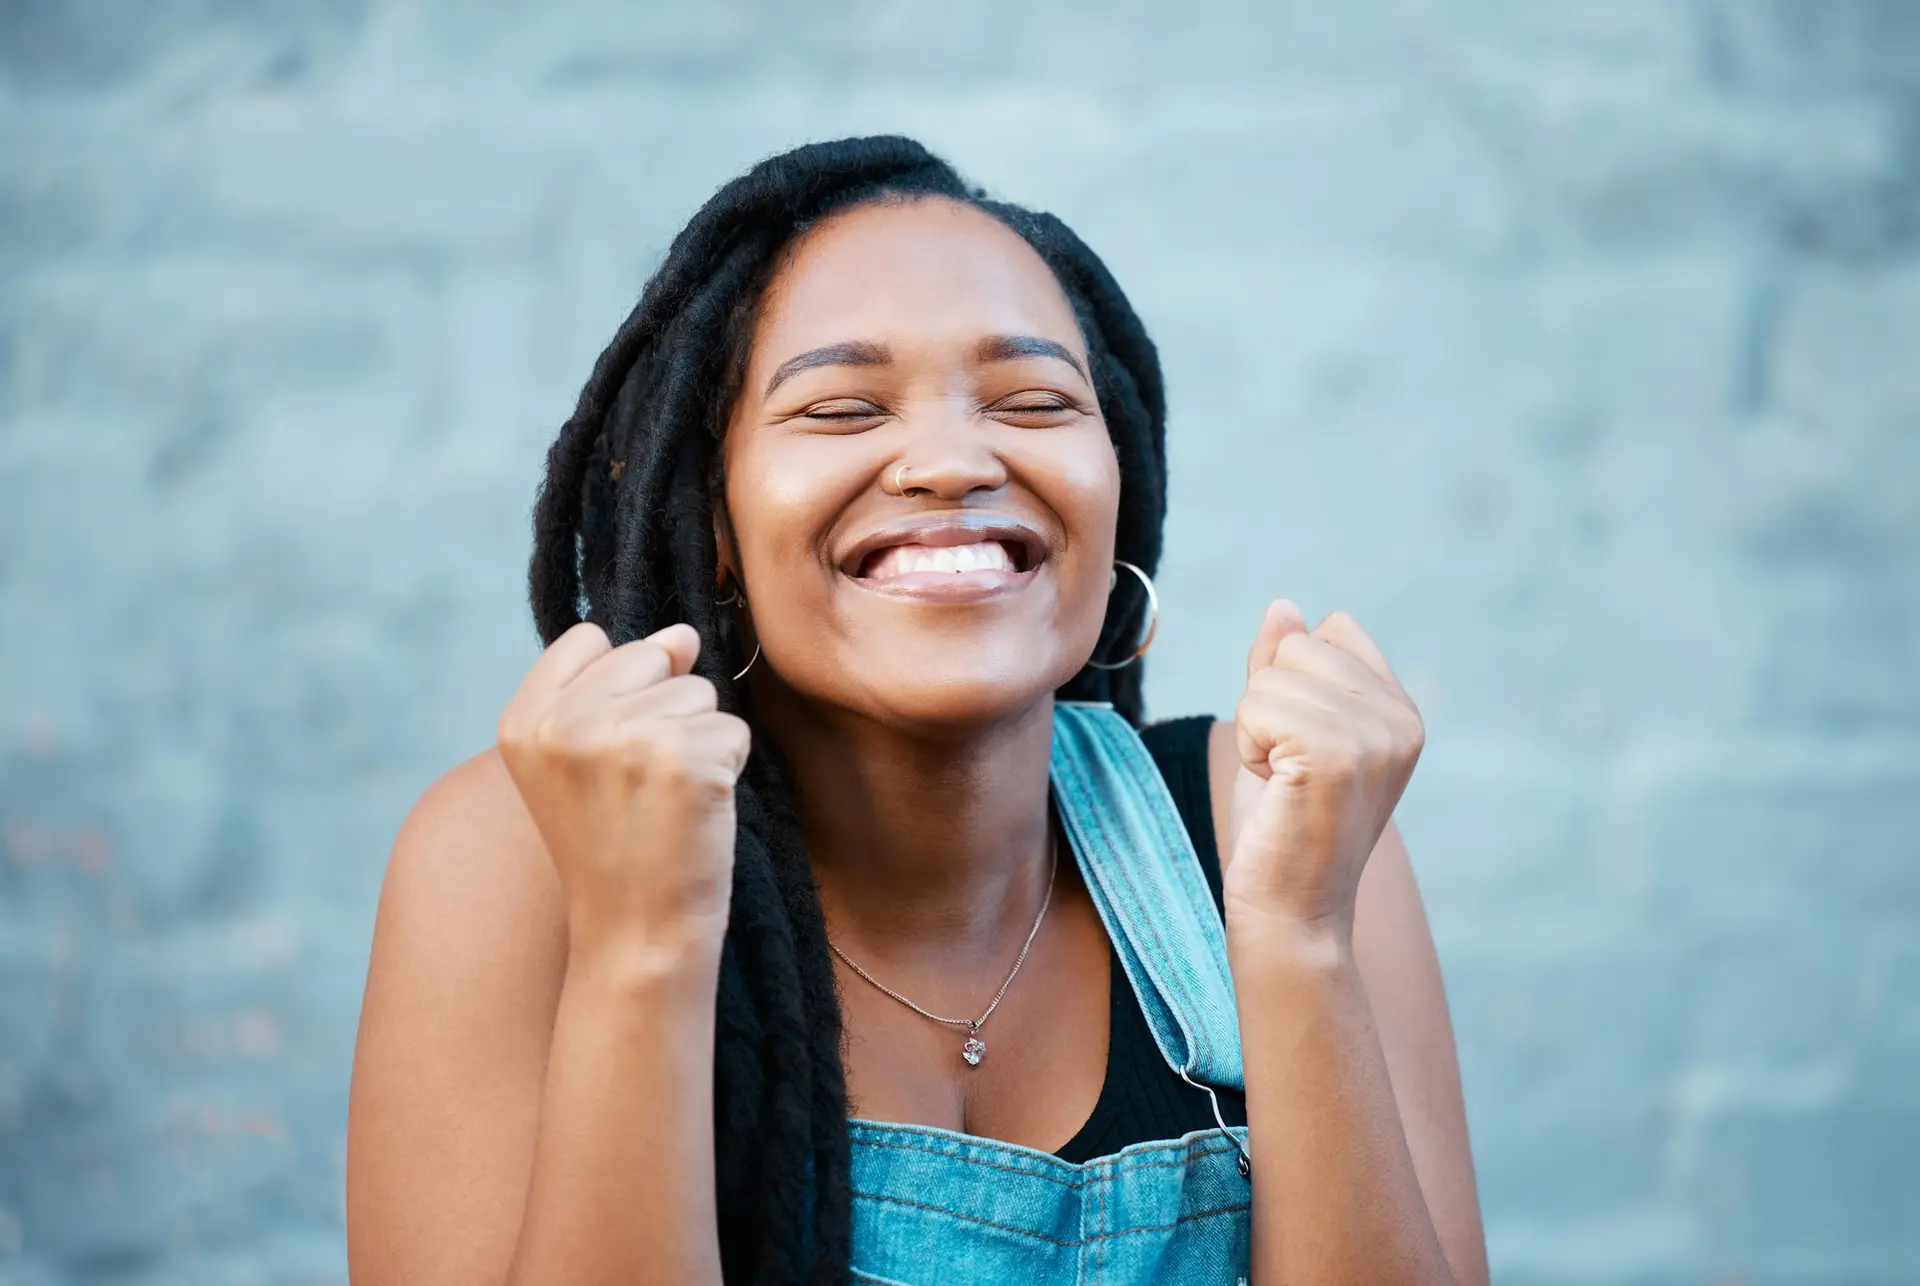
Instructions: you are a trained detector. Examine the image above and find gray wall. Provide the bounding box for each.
[3,2,1917,1283]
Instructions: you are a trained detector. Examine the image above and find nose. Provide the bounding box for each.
[888,412,1008,500]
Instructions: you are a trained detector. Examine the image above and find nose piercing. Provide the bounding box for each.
[893,464,915,495]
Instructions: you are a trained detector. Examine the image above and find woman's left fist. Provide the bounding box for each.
[1224,600,1424,942]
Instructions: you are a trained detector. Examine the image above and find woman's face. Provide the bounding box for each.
[719,196,1121,730]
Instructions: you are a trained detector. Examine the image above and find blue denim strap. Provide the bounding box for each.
[1050,702,1245,1091]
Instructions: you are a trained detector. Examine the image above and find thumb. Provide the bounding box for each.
[648,622,703,677]
[1245,599,1308,679]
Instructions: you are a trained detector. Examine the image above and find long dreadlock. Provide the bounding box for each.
[527,135,1168,1284]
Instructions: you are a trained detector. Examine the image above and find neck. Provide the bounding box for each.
[751,684,1059,963]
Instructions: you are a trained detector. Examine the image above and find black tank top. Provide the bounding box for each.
[1052,714,1249,1163]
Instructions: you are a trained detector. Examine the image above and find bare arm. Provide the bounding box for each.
[1225,806,1486,1278]
[1208,608,1488,1286]
[346,749,726,1286]
[348,624,743,1286]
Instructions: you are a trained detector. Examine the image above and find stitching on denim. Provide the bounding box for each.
[1083,1156,1097,1285]
[851,1189,1079,1245]
[1088,1142,1245,1178]
[1092,1152,1106,1285]
[1086,1200,1250,1245]
[850,1189,1252,1248]
[850,1130,1248,1189]
[851,1133,1077,1187]
[852,1129,1242,1176]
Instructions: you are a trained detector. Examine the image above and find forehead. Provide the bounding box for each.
[749,197,1085,366]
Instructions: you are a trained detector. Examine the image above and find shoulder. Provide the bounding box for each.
[377,746,567,963]
[361,745,568,1039]
[397,744,542,859]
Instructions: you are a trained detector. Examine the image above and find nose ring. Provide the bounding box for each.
[893,463,918,496]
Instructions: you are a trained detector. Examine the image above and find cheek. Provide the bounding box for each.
[725,442,854,583]
[1035,431,1123,640]
[1022,420,1121,544]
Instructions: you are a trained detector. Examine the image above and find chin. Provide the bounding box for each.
[845,645,1075,733]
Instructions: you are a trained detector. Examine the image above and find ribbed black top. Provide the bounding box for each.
[1052,714,1249,1163]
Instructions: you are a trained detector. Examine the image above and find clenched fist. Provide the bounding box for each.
[496,622,751,963]
[1224,601,1424,942]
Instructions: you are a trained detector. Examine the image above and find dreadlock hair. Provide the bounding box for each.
[527,135,1168,1284]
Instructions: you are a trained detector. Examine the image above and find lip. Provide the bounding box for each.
[837,512,1049,580]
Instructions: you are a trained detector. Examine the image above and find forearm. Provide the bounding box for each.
[1229,914,1455,1286]
[506,940,724,1286]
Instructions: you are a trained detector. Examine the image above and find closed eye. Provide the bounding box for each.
[987,392,1084,425]
[797,399,888,428]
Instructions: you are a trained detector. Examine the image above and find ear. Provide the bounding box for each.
[711,478,739,585]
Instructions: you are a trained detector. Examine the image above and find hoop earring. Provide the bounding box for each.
[732,637,760,682]
[1085,559,1159,670]
[715,570,758,680]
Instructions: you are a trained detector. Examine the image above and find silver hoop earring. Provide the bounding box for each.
[732,638,760,682]
[1086,559,1160,670]
[716,573,758,680]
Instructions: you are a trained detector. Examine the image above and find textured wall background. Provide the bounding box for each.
[2,2,1917,1283]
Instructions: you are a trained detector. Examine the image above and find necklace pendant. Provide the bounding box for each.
[961,1034,986,1066]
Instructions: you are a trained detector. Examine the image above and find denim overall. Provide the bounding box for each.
[847,703,1254,1285]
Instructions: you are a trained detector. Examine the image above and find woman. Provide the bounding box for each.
[347,136,1487,1285]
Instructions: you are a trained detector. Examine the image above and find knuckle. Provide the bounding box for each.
[718,713,751,754]
[1402,707,1428,756]
[1233,691,1265,729]
[528,711,568,753]
[620,637,671,671]
[559,620,608,647]
[495,707,524,748]
[635,727,694,780]
[681,675,719,709]
[1245,666,1288,696]
[533,708,604,762]
[556,621,612,662]
[625,722,738,797]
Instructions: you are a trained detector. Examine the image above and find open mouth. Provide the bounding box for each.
[842,518,1046,600]
[857,538,1034,580]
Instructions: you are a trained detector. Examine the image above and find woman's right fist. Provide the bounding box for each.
[497,622,750,962]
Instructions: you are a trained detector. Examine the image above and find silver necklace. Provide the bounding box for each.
[827,833,1059,1068]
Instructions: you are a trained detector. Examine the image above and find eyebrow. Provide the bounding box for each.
[764,340,891,397]
[760,332,1090,400]
[975,333,1089,382]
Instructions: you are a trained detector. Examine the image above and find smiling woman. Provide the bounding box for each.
[344,136,1488,1286]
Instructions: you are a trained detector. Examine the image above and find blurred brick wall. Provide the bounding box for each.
[1,2,1915,1283]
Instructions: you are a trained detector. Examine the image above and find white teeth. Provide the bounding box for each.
[865,540,1015,579]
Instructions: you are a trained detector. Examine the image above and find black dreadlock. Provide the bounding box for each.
[527,135,1168,1284]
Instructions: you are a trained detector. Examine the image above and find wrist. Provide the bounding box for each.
[567,918,726,999]
[1223,900,1357,976]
